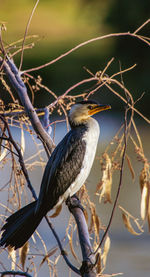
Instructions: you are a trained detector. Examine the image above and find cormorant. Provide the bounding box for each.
[0,100,111,249]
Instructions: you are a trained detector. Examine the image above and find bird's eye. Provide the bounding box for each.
[88,105,93,110]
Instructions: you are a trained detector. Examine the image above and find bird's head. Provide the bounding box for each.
[69,100,111,127]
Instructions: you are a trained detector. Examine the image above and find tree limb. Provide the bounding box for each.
[0,56,55,156]
[0,271,32,277]
[66,196,96,276]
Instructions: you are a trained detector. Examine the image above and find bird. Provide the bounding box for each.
[0,100,111,249]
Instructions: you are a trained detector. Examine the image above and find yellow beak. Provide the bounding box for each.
[88,104,111,116]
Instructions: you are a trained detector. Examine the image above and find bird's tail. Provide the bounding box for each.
[0,200,44,249]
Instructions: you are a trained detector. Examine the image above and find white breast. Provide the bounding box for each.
[70,117,100,195]
[54,118,100,208]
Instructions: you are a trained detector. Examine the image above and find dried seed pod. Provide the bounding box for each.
[126,154,135,180]
[50,204,62,218]
[99,153,112,203]
[8,246,16,271]
[122,213,141,235]
[140,182,149,220]
[102,236,111,268]
[19,241,29,270]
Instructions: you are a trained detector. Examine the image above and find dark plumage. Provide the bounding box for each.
[0,100,111,249]
[36,125,87,213]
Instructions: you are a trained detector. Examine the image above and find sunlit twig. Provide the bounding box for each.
[19,0,40,71]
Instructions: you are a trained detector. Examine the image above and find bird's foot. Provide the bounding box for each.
[66,195,84,212]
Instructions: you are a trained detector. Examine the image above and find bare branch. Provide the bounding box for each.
[0,57,55,156]
[66,196,96,276]
[133,18,150,34]
[23,19,150,74]
[0,115,37,200]
[19,0,40,71]
[0,271,32,277]
[44,215,81,276]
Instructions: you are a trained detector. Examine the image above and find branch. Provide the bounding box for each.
[0,271,32,277]
[67,196,97,277]
[42,107,52,136]
[0,57,55,156]
[45,215,81,276]
[0,107,52,118]
[19,0,40,71]
[23,19,150,74]
[0,115,37,200]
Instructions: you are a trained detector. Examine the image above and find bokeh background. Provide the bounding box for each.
[0,1,150,276]
[1,0,150,114]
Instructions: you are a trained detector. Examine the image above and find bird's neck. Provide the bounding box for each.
[69,119,88,129]
[69,117,99,134]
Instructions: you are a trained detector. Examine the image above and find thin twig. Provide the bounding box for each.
[133,18,150,34]
[0,27,6,57]
[23,20,150,74]
[0,115,37,200]
[105,82,150,124]
[45,215,81,275]
[19,0,40,71]
[46,77,96,110]
[0,138,19,157]
[0,107,51,118]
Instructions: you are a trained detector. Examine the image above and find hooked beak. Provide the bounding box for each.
[88,104,111,116]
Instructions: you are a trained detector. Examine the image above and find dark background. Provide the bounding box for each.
[1,0,150,116]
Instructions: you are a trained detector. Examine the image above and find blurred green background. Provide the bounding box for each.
[1,0,150,115]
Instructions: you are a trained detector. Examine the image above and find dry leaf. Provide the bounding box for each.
[139,165,150,222]
[119,205,144,233]
[0,141,7,162]
[89,203,100,237]
[99,153,112,203]
[122,213,141,235]
[8,246,16,270]
[0,118,5,133]
[19,241,29,270]
[147,187,150,231]
[139,164,150,229]
[69,228,78,261]
[89,212,94,233]
[83,209,88,224]
[126,154,135,180]
[54,254,61,265]
[102,236,111,268]
[89,203,96,233]
[20,125,25,156]
[50,205,62,218]
[139,166,147,191]
[31,233,36,244]
[140,182,149,220]
[96,253,102,274]
[40,247,58,267]
[95,214,100,237]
